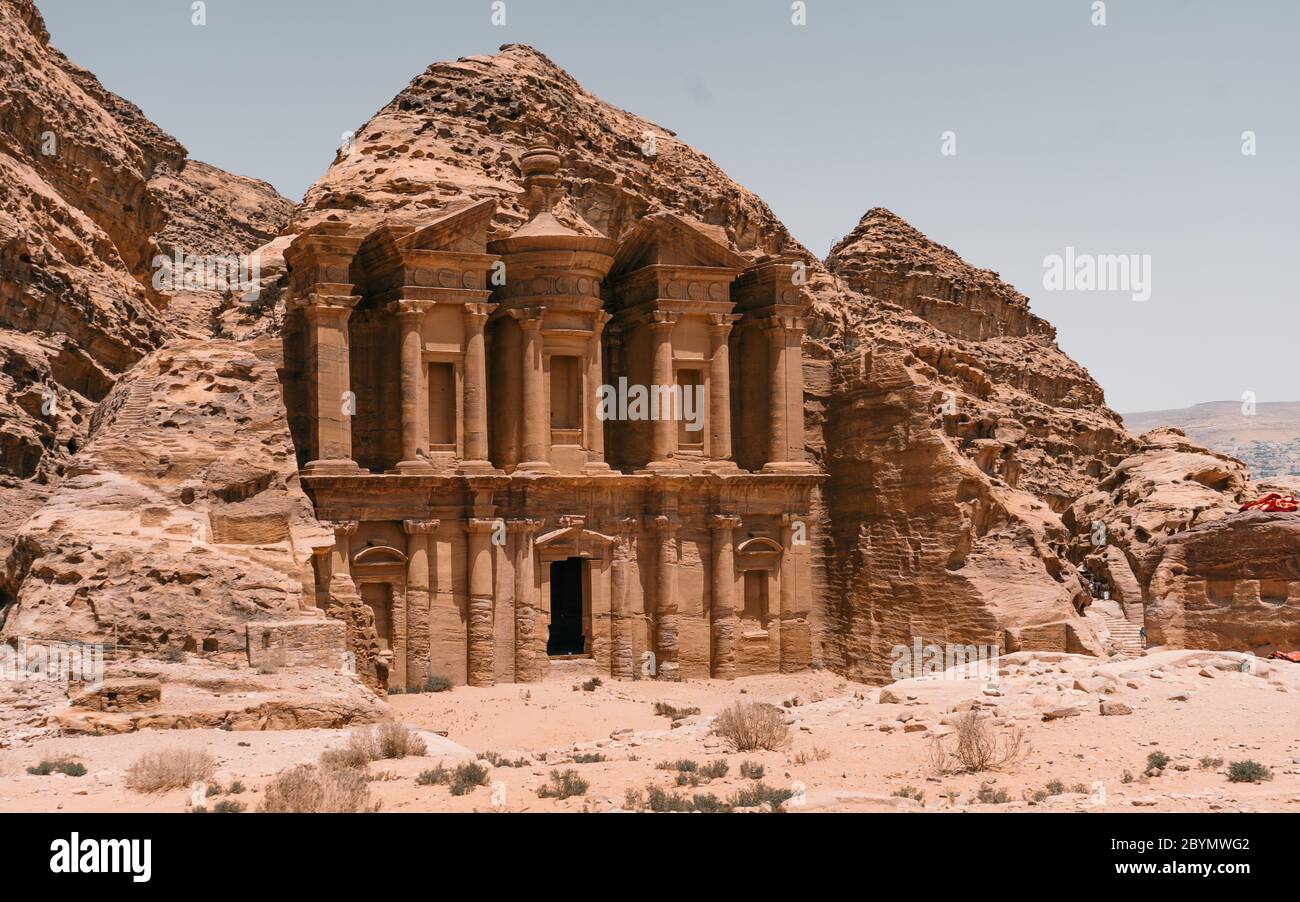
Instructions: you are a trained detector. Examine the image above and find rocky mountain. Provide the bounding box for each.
[1124,401,1300,479]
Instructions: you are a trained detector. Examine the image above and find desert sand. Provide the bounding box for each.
[3,649,1296,814]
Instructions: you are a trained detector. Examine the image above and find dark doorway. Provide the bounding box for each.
[547,557,586,655]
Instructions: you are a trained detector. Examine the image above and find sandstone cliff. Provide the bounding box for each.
[0,0,291,563]
[1064,427,1300,654]
[0,1,380,734]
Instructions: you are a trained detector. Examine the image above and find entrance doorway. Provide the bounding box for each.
[547,557,586,655]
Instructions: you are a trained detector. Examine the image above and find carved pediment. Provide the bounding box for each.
[535,525,618,557]
[610,211,749,278]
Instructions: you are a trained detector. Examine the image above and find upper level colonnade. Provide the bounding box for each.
[282,144,816,479]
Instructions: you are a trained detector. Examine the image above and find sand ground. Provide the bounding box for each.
[2,649,1297,813]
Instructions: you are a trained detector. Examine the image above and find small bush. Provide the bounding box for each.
[205,783,221,797]
[479,751,530,768]
[375,722,427,760]
[653,702,701,720]
[581,677,602,692]
[690,793,730,813]
[1227,760,1272,784]
[228,781,245,794]
[211,800,245,814]
[657,758,699,773]
[571,752,606,765]
[320,729,379,770]
[792,747,831,765]
[1045,780,1065,796]
[699,759,728,780]
[260,764,375,813]
[712,702,789,752]
[1199,756,1224,770]
[126,749,215,793]
[1145,751,1170,776]
[27,758,86,777]
[1121,770,1135,784]
[537,769,588,800]
[892,785,925,802]
[739,760,765,780]
[976,784,1011,805]
[928,712,1027,774]
[423,675,453,693]
[729,782,794,812]
[449,761,490,796]
[416,765,450,786]
[646,785,694,813]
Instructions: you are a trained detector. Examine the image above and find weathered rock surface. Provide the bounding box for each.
[3,337,328,650]
[1066,427,1300,653]
[0,0,290,561]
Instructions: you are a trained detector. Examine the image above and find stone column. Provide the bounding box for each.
[609,519,636,679]
[763,316,789,469]
[649,514,679,677]
[514,309,552,472]
[584,311,612,472]
[303,294,361,474]
[390,299,434,472]
[403,519,439,689]
[779,513,807,673]
[466,518,496,686]
[762,315,810,471]
[647,312,678,468]
[326,519,359,594]
[509,519,541,682]
[707,314,737,468]
[462,303,493,471]
[708,515,741,679]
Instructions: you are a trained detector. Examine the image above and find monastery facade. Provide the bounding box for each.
[282,145,823,689]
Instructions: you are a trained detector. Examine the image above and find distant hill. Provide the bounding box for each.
[1123,401,1300,478]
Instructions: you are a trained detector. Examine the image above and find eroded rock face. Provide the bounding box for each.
[0,0,290,558]
[1065,427,1300,653]
[3,338,328,653]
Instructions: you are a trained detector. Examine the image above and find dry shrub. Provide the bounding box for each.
[320,728,380,770]
[375,722,427,759]
[126,749,216,793]
[260,764,376,813]
[927,711,1027,774]
[711,702,789,752]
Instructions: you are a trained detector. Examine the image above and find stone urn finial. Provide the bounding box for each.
[520,142,563,214]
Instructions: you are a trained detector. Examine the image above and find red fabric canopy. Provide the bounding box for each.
[1239,493,1299,513]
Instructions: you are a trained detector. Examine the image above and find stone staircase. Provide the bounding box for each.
[1100,612,1145,658]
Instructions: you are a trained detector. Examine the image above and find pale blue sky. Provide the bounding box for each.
[38,0,1299,413]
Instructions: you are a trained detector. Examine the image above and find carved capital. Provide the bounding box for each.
[467,517,500,535]
[506,518,543,536]
[403,519,440,535]
[646,310,679,331]
[300,293,361,320]
[709,514,743,531]
[325,520,359,538]
[465,302,496,327]
[509,306,545,330]
[388,298,435,320]
[708,313,741,338]
[646,514,679,535]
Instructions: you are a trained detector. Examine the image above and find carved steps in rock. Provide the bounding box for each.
[1099,611,1145,658]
